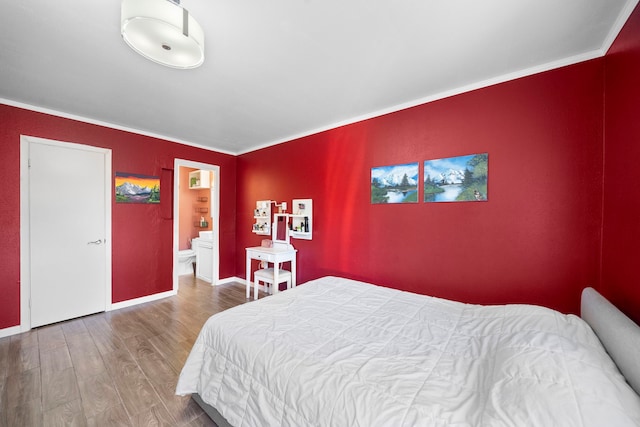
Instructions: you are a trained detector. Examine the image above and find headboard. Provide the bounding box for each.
[581,287,640,395]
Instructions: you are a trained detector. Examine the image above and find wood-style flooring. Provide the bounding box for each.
[0,276,258,426]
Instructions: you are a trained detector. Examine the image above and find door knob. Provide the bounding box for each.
[87,239,102,245]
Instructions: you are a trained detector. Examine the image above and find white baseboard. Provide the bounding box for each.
[217,276,245,286]
[109,290,177,311]
[0,325,23,339]
[0,281,245,338]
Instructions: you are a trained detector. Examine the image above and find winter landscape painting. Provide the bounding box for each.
[424,153,488,202]
[371,162,419,204]
[115,172,160,204]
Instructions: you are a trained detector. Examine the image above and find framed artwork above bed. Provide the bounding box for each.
[371,162,419,204]
[424,153,488,202]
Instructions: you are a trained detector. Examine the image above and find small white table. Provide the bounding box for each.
[245,246,297,298]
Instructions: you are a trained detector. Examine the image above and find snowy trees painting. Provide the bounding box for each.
[423,153,488,202]
[371,154,488,204]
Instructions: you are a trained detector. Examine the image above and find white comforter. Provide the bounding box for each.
[176,276,640,426]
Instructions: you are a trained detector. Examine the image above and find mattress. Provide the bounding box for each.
[176,276,640,426]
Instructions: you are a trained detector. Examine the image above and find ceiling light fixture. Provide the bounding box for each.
[121,0,204,69]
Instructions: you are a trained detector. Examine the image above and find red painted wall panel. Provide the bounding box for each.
[237,61,605,316]
[0,105,237,329]
[602,3,640,324]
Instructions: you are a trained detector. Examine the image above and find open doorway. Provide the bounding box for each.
[173,159,220,291]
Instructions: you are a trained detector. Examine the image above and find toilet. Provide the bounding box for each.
[178,249,196,276]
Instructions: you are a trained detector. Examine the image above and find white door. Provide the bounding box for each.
[29,139,108,328]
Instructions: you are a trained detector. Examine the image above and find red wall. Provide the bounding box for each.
[601,3,640,324]
[0,105,237,329]
[237,60,605,316]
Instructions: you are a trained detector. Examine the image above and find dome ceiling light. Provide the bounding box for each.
[121,0,204,69]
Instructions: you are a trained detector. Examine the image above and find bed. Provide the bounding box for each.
[176,276,640,426]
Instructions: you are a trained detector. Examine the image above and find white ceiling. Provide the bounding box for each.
[0,0,637,155]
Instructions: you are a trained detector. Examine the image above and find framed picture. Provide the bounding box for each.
[424,153,488,202]
[371,162,419,204]
[115,172,160,204]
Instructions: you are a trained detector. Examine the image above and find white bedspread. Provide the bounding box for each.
[176,276,640,426]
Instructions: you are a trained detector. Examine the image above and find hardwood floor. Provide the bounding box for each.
[0,276,257,426]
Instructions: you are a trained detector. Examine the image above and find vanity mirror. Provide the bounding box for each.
[272,213,290,246]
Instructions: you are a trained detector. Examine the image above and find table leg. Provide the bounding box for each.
[245,254,251,299]
[273,266,280,294]
[292,256,297,287]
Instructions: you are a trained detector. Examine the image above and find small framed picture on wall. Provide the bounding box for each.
[371,162,419,204]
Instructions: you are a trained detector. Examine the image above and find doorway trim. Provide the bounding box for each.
[173,159,220,290]
[19,135,113,332]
